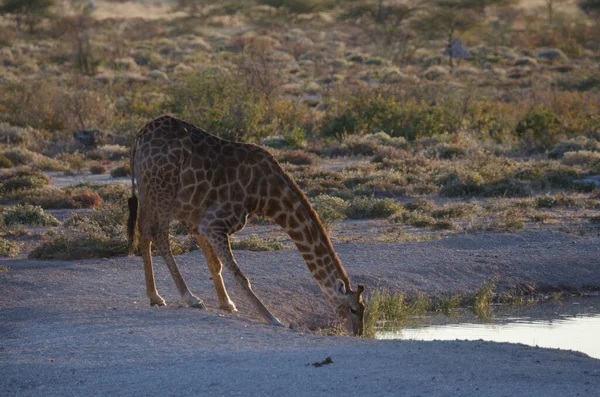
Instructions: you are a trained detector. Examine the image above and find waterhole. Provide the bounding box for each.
[377,296,600,359]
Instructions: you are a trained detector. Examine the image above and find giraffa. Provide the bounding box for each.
[127,115,365,335]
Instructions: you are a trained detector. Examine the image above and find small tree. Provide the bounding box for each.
[0,0,54,33]
[339,0,422,64]
[414,0,482,67]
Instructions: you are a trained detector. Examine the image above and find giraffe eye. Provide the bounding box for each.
[349,307,358,315]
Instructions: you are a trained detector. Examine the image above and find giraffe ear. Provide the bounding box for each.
[334,279,347,296]
[357,284,364,296]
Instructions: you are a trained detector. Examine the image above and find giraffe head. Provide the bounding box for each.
[333,281,365,336]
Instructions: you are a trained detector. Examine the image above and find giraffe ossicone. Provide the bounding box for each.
[128,115,365,335]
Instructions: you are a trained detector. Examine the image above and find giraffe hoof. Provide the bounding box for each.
[220,301,237,313]
[188,300,206,310]
[150,297,166,306]
[270,318,285,327]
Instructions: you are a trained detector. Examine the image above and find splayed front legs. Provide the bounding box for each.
[200,225,284,327]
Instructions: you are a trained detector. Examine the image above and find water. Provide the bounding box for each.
[377,296,600,359]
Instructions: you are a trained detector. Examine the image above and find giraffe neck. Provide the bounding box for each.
[262,184,351,304]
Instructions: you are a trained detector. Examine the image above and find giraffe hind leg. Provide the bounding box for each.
[153,224,205,309]
[194,232,237,312]
[140,234,166,307]
[138,209,165,306]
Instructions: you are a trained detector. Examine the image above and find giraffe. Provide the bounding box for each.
[127,115,365,335]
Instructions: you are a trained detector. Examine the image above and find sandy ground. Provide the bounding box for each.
[1,230,600,396]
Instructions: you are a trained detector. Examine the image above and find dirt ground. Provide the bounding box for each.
[1,230,599,396]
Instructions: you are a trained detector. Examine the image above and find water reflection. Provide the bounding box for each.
[377,296,600,359]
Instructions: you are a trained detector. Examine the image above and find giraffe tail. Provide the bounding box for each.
[127,137,138,255]
[127,194,138,255]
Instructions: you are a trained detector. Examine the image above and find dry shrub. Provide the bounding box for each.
[1,79,114,133]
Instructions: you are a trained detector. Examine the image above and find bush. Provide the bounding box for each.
[30,203,127,260]
[0,155,12,168]
[111,164,131,178]
[321,96,456,142]
[311,194,348,224]
[515,105,562,148]
[0,170,49,192]
[278,149,317,165]
[0,237,19,257]
[1,204,60,226]
[345,196,401,219]
[89,164,107,174]
[230,234,285,251]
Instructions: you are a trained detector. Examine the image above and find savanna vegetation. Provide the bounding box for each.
[0,0,599,330]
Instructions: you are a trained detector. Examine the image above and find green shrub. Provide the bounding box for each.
[111,164,131,178]
[345,196,401,219]
[311,194,348,224]
[230,234,285,251]
[89,164,107,174]
[0,155,12,168]
[1,204,60,226]
[322,96,456,142]
[1,172,49,192]
[0,237,19,257]
[30,203,127,260]
[515,105,562,148]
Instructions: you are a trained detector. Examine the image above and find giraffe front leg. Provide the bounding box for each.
[202,226,284,327]
[194,233,237,312]
[140,235,166,307]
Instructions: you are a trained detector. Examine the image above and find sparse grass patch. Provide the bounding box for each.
[472,278,496,320]
[363,290,431,338]
[230,234,286,251]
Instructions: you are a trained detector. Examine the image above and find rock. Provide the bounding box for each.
[442,39,472,59]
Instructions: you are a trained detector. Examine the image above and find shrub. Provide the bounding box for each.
[278,150,317,165]
[87,145,129,161]
[515,105,562,148]
[345,196,401,219]
[0,237,19,257]
[432,203,477,219]
[0,155,12,168]
[30,203,127,260]
[311,194,348,224]
[321,96,456,142]
[0,170,49,192]
[1,204,60,226]
[230,234,285,251]
[89,164,107,174]
[111,164,131,178]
